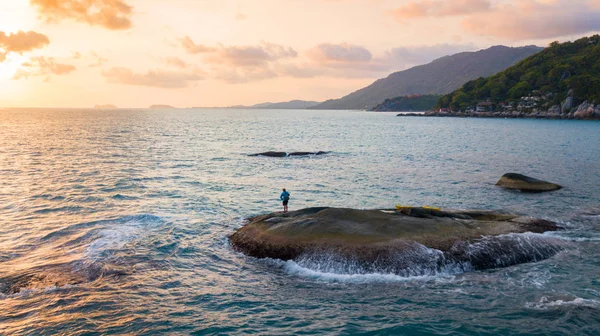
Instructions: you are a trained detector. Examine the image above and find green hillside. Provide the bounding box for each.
[371,95,440,112]
[437,35,600,111]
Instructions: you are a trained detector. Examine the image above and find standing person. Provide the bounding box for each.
[280,188,290,213]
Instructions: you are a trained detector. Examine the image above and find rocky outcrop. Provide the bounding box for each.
[496,173,562,192]
[573,101,600,119]
[399,103,600,119]
[561,89,574,113]
[249,151,330,157]
[229,207,564,274]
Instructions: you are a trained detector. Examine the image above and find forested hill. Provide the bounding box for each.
[311,45,543,110]
[371,95,440,112]
[437,35,600,110]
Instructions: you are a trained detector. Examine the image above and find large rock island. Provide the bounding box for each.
[230,207,565,275]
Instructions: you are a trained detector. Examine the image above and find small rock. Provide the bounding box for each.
[496,173,562,192]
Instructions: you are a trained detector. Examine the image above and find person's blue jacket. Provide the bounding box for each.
[280,191,290,201]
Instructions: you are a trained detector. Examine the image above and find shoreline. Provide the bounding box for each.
[396,111,600,120]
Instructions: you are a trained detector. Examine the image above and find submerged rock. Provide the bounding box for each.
[496,173,562,192]
[249,151,329,157]
[0,262,131,295]
[229,207,564,274]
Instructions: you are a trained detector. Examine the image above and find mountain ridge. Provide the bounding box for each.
[228,100,321,109]
[311,45,543,110]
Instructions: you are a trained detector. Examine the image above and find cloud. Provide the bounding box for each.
[462,0,600,40]
[309,43,372,64]
[0,30,50,62]
[391,0,600,40]
[392,0,491,19]
[179,37,298,82]
[176,38,474,82]
[385,43,477,67]
[102,67,205,88]
[13,57,76,79]
[30,0,133,30]
[276,62,387,79]
[306,43,391,73]
[183,41,297,83]
[164,56,189,69]
[207,43,297,67]
[181,36,215,54]
[88,51,108,67]
[212,66,278,84]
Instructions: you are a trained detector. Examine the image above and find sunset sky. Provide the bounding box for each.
[1,0,600,108]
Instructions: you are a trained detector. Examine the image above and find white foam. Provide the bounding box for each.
[273,259,454,283]
[85,225,140,259]
[84,218,148,260]
[526,296,600,310]
[543,231,600,242]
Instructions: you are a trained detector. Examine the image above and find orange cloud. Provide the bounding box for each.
[212,67,277,84]
[462,0,600,40]
[306,43,390,73]
[13,56,76,79]
[202,42,297,83]
[164,56,189,69]
[181,36,215,54]
[88,51,107,67]
[30,0,133,30]
[102,67,205,88]
[392,0,491,19]
[309,43,372,64]
[0,30,50,62]
[208,43,297,67]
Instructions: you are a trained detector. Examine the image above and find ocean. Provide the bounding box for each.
[0,108,599,335]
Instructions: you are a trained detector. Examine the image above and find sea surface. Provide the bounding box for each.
[0,108,599,335]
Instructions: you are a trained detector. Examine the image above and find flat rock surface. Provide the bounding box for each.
[230,207,564,272]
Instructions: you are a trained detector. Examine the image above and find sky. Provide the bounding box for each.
[1,0,600,108]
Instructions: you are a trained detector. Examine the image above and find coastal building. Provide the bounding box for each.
[476,101,493,112]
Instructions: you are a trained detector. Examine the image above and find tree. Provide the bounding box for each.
[508,82,531,99]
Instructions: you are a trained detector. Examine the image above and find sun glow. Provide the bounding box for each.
[0,54,28,80]
[0,2,36,33]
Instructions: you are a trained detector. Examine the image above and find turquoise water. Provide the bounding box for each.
[0,108,599,335]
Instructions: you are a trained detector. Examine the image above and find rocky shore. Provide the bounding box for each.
[398,101,600,120]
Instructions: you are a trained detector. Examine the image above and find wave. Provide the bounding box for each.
[254,232,569,282]
[526,296,600,310]
[111,194,139,200]
[1,214,169,295]
[272,259,458,283]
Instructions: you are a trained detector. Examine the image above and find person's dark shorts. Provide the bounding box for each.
[283,199,289,206]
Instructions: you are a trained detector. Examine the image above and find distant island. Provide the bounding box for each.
[228,100,321,109]
[371,94,440,112]
[311,45,542,110]
[429,35,600,120]
[94,104,117,109]
[149,105,176,109]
